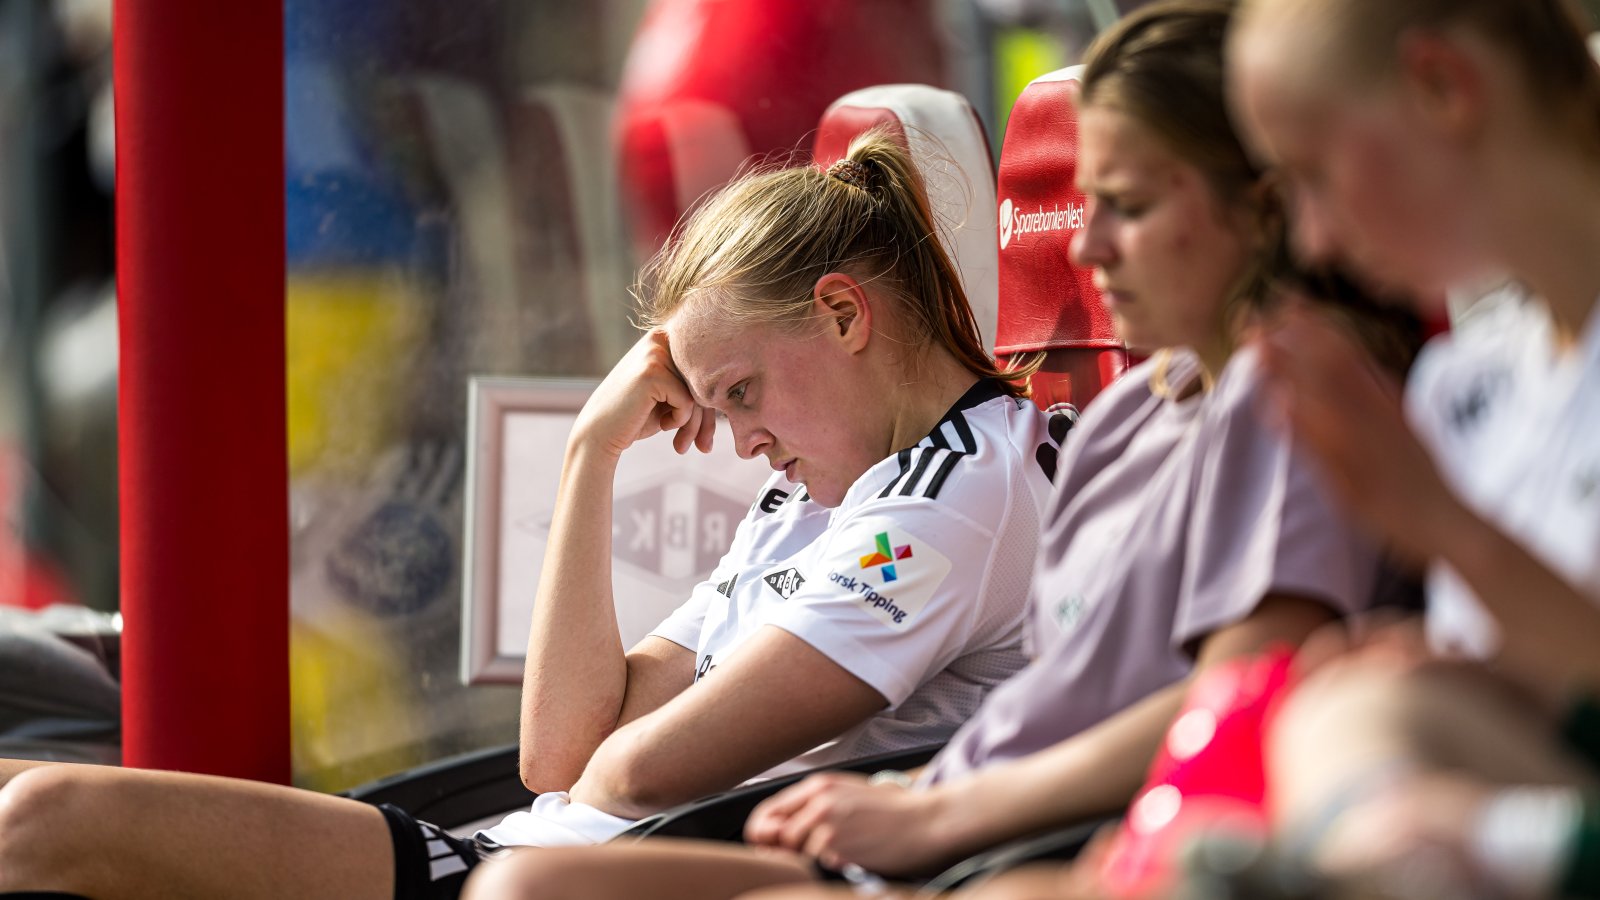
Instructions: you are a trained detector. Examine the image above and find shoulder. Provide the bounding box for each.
[843,395,1053,532]
[1204,343,1272,421]
[1058,351,1194,464]
[1413,290,1545,380]
[1180,345,1294,464]
[1069,352,1180,437]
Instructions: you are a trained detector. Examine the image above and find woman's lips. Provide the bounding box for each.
[771,457,798,481]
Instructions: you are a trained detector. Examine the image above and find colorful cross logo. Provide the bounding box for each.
[858,531,914,583]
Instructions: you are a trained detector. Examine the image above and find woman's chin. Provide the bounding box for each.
[803,481,844,508]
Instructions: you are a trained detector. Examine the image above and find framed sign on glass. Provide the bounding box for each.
[460,376,773,685]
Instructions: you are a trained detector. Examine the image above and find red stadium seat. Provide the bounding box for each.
[993,67,1126,412]
[814,85,999,351]
[614,0,949,260]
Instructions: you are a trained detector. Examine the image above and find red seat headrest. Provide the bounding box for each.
[994,67,1126,411]
[613,0,948,260]
[814,84,998,351]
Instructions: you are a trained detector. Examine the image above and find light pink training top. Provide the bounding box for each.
[922,345,1381,785]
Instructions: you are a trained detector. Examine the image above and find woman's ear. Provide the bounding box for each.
[1243,171,1286,251]
[812,272,873,354]
[1396,29,1487,142]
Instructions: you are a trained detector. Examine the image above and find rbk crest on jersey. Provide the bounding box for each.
[762,567,806,600]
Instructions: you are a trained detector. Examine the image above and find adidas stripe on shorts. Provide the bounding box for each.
[378,803,491,900]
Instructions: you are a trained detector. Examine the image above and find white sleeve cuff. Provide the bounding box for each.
[764,604,919,706]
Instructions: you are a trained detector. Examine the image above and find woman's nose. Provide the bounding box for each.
[1070,203,1112,269]
[730,418,771,460]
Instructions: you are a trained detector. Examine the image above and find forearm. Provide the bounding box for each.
[1441,510,1600,696]
[569,628,890,819]
[519,441,629,791]
[928,680,1188,861]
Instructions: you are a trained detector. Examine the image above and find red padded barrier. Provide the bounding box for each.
[814,85,999,350]
[615,0,947,258]
[994,68,1126,411]
[116,0,289,781]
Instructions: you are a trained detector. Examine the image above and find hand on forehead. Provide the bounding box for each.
[660,306,728,399]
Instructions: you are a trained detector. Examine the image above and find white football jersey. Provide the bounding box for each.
[477,380,1068,849]
[1408,289,1600,657]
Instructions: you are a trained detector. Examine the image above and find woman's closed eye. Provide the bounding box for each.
[1098,192,1149,219]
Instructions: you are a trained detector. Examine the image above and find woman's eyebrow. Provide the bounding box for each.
[686,368,731,407]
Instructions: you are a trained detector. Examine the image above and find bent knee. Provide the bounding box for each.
[0,765,91,835]
[0,765,100,880]
[463,848,597,900]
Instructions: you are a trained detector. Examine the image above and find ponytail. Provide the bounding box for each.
[829,130,1038,398]
[638,127,1035,399]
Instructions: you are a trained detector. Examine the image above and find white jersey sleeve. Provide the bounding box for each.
[761,495,1004,707]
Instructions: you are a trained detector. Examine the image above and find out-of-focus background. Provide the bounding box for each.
[2,0,1596,792]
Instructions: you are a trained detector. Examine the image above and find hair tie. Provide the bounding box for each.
[827,158,872,191]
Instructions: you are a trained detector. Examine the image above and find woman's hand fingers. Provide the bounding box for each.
[777,787,845,855]
[694,403,718,453]
[747,776,831,846]
[668,403,718,455]
[671,404,702,454]
[573,330,713,458]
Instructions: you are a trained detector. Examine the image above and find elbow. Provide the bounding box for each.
[518,741,589,796]
[519,760,561,796]
[520,703,627,795]
[573,730,688,819]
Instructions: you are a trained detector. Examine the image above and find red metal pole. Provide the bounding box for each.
[115,0,289,782]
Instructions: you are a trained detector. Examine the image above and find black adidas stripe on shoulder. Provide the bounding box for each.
[897,447,940,497]
[877,448,916,499]
[922,449,967,499]
[949,410,978,454]
[880,446,969,500]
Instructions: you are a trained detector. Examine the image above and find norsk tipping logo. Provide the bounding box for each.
[858,531,914,583]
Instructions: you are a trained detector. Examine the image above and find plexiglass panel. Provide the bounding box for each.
[282,0,1074,791]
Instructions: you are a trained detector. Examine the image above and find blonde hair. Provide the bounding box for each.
[636,128,1034,398]
[1248,0,1600,153]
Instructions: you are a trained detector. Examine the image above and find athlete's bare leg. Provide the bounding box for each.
[738,887,904,900]
[461,839,814,900]
[0,763,394,900]
[0,756,58,789]
[737,864,1088,900]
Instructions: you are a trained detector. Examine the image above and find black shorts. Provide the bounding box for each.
[378,803,493,900]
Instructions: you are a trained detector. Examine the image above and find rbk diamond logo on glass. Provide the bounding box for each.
[763,567,806,600]
[610,479,748,589]
[858,531,914,583]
